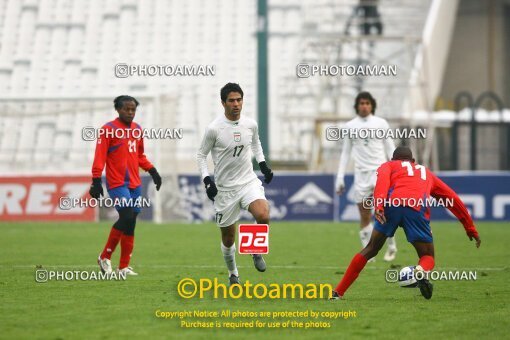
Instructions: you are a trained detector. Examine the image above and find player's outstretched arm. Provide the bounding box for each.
[430,173,481,248]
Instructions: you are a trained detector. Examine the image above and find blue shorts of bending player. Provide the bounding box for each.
[107,185,143,213]
[374,206,433,243]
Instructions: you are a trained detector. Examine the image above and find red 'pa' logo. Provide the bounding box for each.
[238,224,269,254]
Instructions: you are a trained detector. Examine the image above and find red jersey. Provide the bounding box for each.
[91,118,154,190]
[373,160,478,238]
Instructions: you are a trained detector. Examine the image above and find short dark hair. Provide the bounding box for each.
[220,83,243,102]
[114,95,139,110]
[354,91,376,115]
[392,146,414,161]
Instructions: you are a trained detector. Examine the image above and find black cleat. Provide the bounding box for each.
[252,254,266,272]
[229,274,241,286]
[329,291,343,300]
[417,279,433,299]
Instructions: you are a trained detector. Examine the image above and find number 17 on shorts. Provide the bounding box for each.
[238,224,269,254]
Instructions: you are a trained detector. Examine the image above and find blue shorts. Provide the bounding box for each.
[374,206,433,243]
[107,185,142,213]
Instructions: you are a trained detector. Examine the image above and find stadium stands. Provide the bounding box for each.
[0,0,439,174]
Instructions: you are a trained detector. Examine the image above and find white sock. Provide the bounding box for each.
[386,236,397,251]
[359,223,373,248]
[221,242,238,277]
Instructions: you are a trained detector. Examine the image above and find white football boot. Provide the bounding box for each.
[118,266,138,276]
[383,247,397,262]
[98,255,112,274]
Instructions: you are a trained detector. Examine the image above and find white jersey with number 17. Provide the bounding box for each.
[197,115,265,190]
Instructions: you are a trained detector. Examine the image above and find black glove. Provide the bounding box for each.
[203,176,218,201]
[89,178,103,199]
[259,161,273,184]
[148,167,162,191]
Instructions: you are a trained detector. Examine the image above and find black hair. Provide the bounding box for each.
[354,91,376,115]
[220,83,244,102]
[392,146,414,161]
[114,95,139,110]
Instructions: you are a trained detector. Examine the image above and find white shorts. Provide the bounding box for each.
[214,179,266,227]
[353,170,377,203]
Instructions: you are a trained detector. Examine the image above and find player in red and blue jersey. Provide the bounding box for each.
[89,95,162,276]
[331,146,480,300]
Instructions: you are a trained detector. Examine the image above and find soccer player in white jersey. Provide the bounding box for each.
[336,91,398,261]
[197,83,273,285]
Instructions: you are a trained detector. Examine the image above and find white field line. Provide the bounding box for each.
[1,264,507,271]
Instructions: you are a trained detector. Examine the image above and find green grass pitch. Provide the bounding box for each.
[0,221,508,339]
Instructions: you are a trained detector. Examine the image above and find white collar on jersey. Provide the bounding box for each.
[358,113,374,122]
[223,115,241,125]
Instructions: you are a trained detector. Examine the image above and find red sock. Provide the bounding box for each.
[100,227,123,260]
[418,255,435,271]
[335,253,368,296]
[119,234,134,269]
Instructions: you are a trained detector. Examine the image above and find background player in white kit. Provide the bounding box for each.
[336,91,398,261]
[197,83,274,285]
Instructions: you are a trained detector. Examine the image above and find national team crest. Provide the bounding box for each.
[233,132,241,142]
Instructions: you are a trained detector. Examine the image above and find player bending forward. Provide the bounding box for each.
[197,83,273,285]
[336,91,397,261]
[331,146,480,300]
[91,95,162,276]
